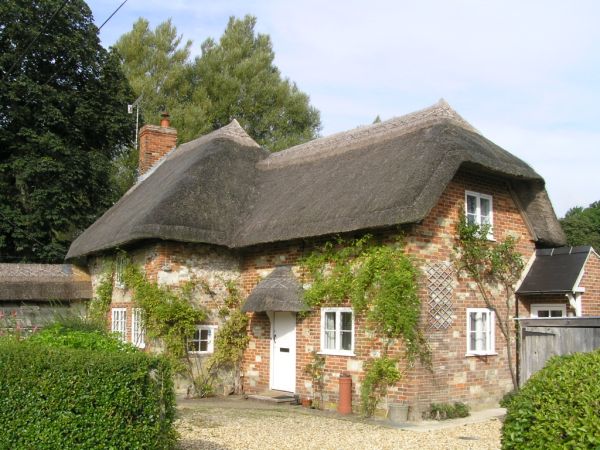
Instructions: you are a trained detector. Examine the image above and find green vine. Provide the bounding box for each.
[302,235,429,362]
[301,235,430,416]
[303,351,326,409]
[122,264,207,372]
[87,262,115,327]
[360,356,401,417]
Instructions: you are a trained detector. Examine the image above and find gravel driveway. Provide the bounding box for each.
[176,398,502,450]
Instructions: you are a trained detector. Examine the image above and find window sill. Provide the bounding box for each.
[465,352,498,357]
[188,351,213,355]
[318,350,355,357]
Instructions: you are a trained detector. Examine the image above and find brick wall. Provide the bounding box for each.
[580,251,600,316]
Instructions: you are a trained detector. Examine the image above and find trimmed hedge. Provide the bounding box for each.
[0,341,176,449]
[502,349,600,449]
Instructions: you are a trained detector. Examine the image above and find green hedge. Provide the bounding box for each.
[502,349,600,449]
[0,341,176,449]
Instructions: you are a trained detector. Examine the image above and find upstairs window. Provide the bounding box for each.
[115,254,127,288]
[466,308,495,355]
[465,191,493,238]
[188,325,217,354]
[320,307,354,356]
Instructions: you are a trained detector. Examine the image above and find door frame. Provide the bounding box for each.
[268,311,297,392]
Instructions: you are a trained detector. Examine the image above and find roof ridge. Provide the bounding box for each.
[258,99,478,170]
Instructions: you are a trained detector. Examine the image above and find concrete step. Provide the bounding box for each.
[248,390,297,404]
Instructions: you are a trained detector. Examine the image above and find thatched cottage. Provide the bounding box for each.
[66,100,599,413]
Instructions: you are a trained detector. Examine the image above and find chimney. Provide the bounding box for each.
[138,112,177,176]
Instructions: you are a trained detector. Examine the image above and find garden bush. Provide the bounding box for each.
[27,321,138,353]
[502,350,600,449]
[0,341,176,449]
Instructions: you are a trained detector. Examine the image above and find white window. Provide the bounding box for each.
[131,308,146,349]
[115,255,126,288]
[531,304,566,318]
[466,308,495,355]
[465,191,493,237]
[188,325,217,354]
[111,308,127,342]
[320,307,354,356]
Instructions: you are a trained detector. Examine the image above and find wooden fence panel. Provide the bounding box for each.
[518,318,600,385]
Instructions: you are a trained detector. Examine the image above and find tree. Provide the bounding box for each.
[560,201,600,252]
[116,15,321,150]
[0,0,134,262]
[195,15,321,151]
[113,19,204,143]
[454,217,525,390]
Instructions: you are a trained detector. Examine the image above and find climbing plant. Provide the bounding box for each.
[454,215,525,390]
[122,265,207,374]
[360,356,401,417]
[301,235,430,416]
[86,262,115,327]
[208,280,250,394]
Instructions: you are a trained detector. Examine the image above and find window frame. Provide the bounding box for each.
[466,307,496,356]
[530,304,567,318]
[187,325,217,354]
[465,190,494,239]
[111,308,127,342]
[131,307,146,349]
[114,254,127,289]
[320,307,355,356]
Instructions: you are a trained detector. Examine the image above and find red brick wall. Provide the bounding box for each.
[240,168,537,412]
[580,251,600,316]
[138,124,177,175]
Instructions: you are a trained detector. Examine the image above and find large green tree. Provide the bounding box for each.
[560,201,600,251]
[0,0,134,263]
[115,15,321,149]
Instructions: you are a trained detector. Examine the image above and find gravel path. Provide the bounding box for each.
[176,401,502,450]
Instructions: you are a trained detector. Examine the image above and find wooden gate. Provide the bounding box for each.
[518,317,600,385]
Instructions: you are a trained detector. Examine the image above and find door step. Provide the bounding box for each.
[248,390,297,403]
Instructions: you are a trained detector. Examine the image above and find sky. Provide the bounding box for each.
[87,0,600,218]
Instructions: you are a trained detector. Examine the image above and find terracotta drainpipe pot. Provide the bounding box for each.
[337,373,352,415]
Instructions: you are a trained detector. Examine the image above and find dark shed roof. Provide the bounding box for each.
[0,264,92,301]
[67,100,566,259]
[517,246,593,295]
[241,266,306,313]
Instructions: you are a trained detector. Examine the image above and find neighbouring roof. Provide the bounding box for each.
[0,264,92,301]
[517,246,593,295]
[67,100,566,259]
[241,266,306,313]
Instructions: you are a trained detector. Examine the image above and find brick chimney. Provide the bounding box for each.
[138,112,177,176]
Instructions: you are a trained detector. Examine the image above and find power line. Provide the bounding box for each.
[45,0,130,85]
[1,0,71,82]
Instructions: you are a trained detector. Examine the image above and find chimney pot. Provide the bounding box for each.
[160,111,171,128]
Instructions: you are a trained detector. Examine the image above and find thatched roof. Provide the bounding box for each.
[241,266,306,312]
[67,100,565,259]
[0,264,92,301]
[517,246,593,295]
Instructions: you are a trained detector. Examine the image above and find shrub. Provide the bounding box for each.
[0,341,176,449]
[426,402,470,420]
[27,321,138,353]
[502,350,600,449]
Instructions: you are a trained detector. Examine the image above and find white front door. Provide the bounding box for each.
[270,312,296,392]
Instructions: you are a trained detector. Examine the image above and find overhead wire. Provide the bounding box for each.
[1,0,71,82]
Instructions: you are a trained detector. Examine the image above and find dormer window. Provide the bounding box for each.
[465,191,493,237]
